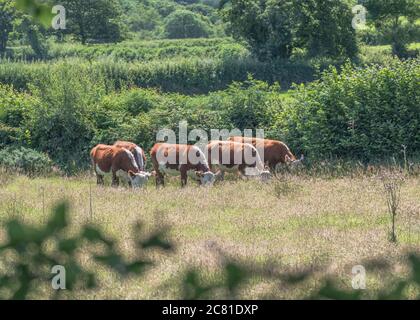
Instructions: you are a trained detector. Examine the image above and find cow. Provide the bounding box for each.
[90,144,152,188]
[229,136,304,170]
[206,141,271,182]
[113,141,146,171]
[150,143,216,187]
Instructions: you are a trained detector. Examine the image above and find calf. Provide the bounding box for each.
[150,143,216,187]
[206,141,271,181]
[113,141,146,171]
[229,136,304,170]
[90,144,151,188]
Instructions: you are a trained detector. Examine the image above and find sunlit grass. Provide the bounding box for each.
[0,173,419,299]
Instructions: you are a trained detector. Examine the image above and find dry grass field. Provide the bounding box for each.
[0,172,419,299]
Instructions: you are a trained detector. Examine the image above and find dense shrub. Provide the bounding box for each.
[91,78,282,153]
[163,10,211,39]
[26,62,106,173]
[0,84,38,147]
[278,58,420,160]
[0,147,53,176]
[1,57,418,173]
[0,56,317,94]
[44,38,245,61]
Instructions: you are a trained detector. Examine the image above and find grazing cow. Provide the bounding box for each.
[229,136,304,170]
[206,141,271,181]
[90,144,152,188]
[150,143,216,187]
[113,141,146,171]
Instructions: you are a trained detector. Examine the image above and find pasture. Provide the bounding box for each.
[1,172,419,299]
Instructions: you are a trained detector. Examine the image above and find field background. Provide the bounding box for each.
[1,172,419,299]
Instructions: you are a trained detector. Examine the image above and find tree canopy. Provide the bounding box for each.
[364,0,420,57]
[220,0,359,61]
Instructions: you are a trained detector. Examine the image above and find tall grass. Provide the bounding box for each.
[0,56,318,94]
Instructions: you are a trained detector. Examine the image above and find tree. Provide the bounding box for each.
[221,0,296,60]
[220,0,358,61]
[21,16,49,59]
[60,0,125,44]
[364,0,420,57]
[296,0,358,58]
[163,9,211,39]
[0,0,15,55]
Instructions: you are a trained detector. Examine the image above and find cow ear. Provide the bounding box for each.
[285,155,291,163]
[128,170,136,178]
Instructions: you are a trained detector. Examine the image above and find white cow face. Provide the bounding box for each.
[129,171,152,188]
[196,171,216,186]
[286,154,305,168]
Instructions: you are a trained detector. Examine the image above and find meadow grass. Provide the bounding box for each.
[0,173,419,299]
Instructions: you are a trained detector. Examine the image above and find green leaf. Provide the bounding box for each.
[126,261,151,275]
[15,0,54,28]
[45,202,69,235]
[140,229,172,251]
[82,226,114,247]
[225,263,247,293]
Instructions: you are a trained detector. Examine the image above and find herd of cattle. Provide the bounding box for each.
[90,138,304,188]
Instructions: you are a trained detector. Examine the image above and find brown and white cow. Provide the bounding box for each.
[206,141,271,181]
[90,144,152,188]
[150,143,216,187]
[113,141,146,171]
[229,136,304,170]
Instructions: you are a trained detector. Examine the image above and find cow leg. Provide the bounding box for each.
[180,169,188,188]
[112,171,119,188]
[270,161,278,172]
[219,170,225,181]
[155,171,165,188]
[96,174,104,185]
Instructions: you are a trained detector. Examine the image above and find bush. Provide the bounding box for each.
[279,58,420,160]
[163,10,211,39]
[0,56,319,94]
[0,84,38,147]
[26,61,106,173]
[0,147,53,176]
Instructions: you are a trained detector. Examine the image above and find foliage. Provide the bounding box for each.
[0,83,38,147]
[163,9,212,39]
[279,58,420,160]
[296,0,358,58]
[220,0,358,60]
[58,0,125,44]
[0,201,172,299]
[364,0,420,57]
[0,0,16,55]
[221,0,296,60]
[1,58,419,172]
[0,146,53,176]
[0,55,319,94]
[25,61,106,173]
